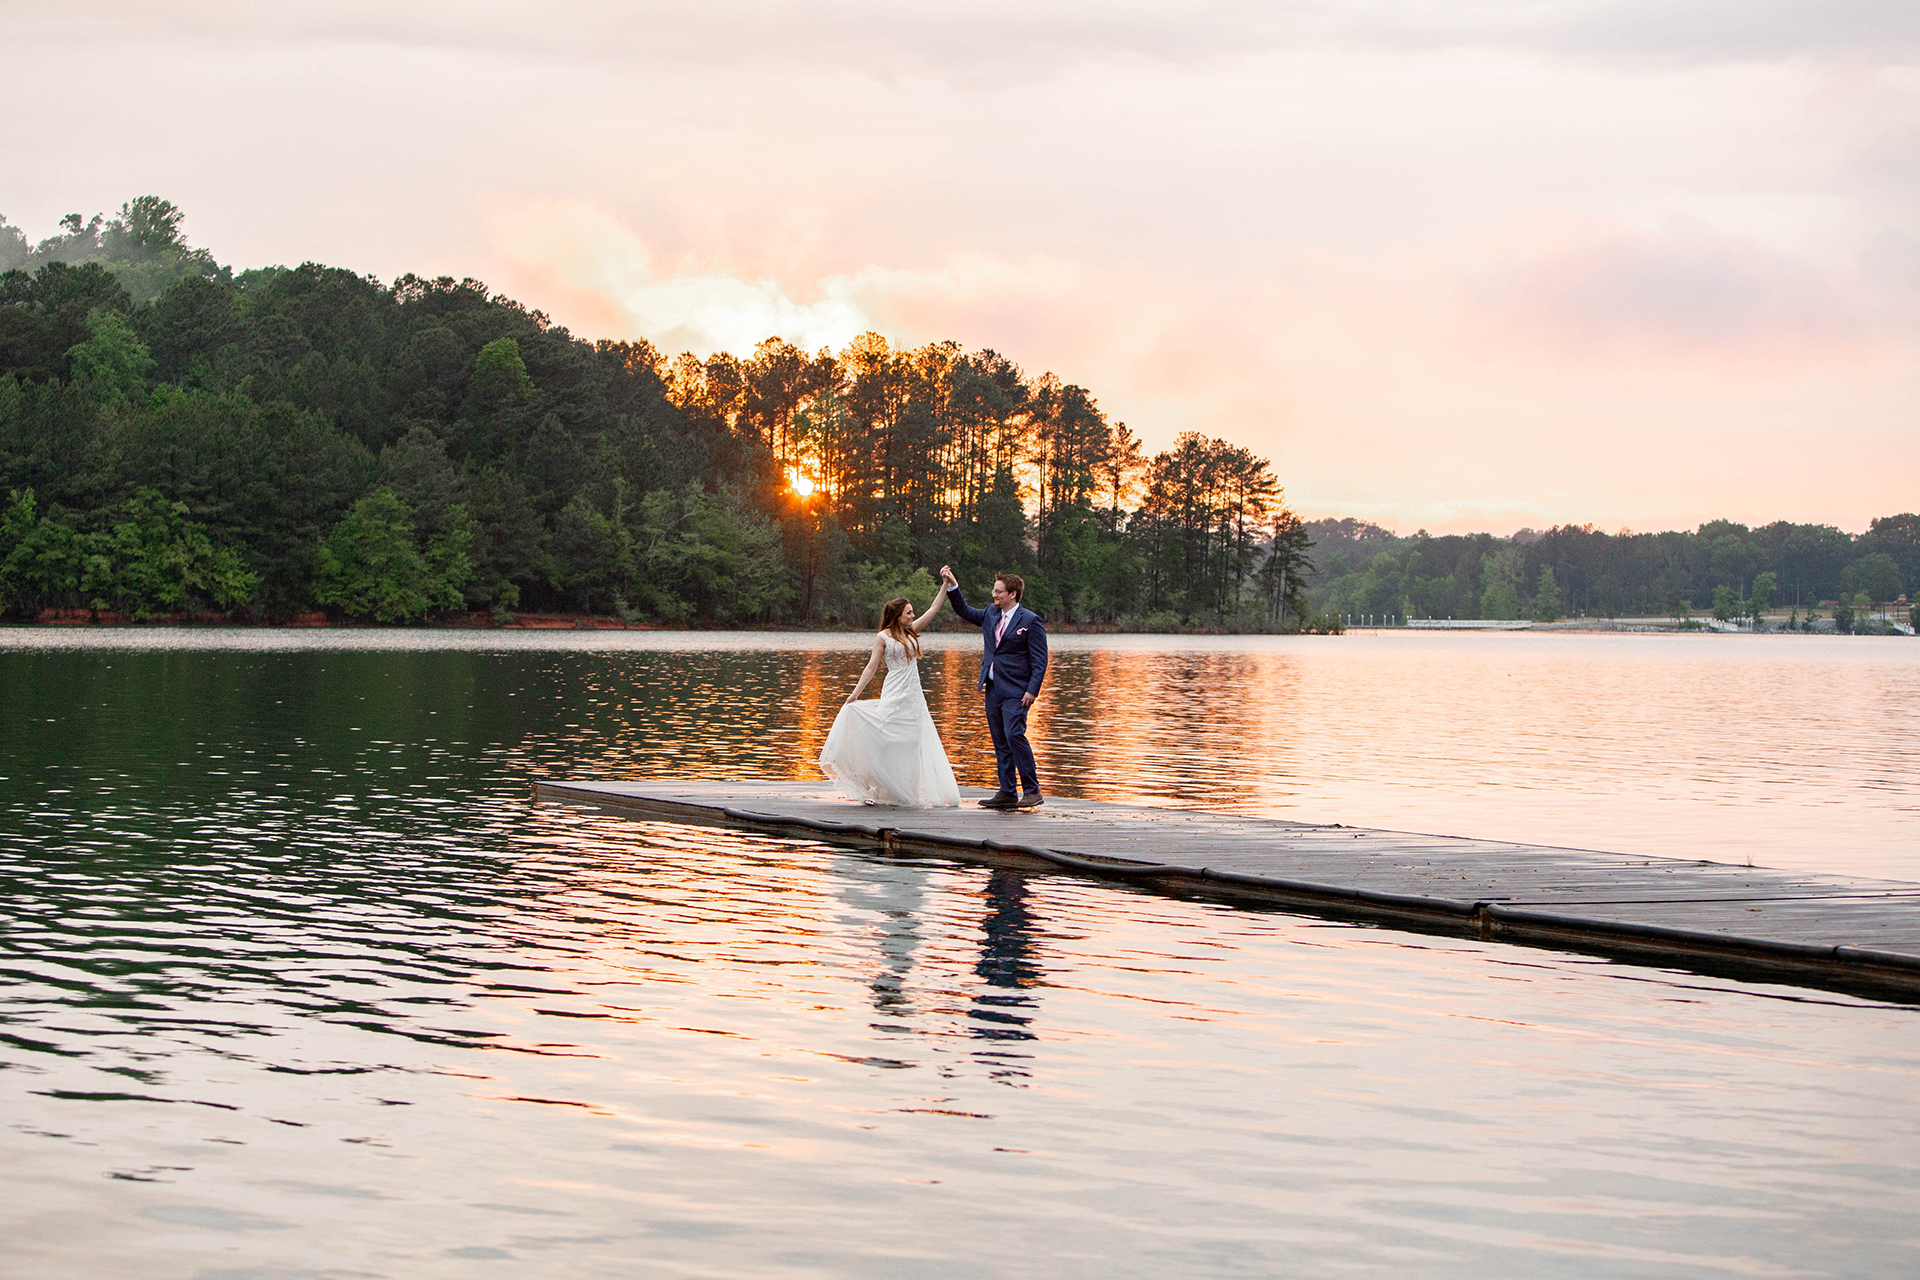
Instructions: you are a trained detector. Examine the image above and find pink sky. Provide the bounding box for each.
[6,2,1916,534]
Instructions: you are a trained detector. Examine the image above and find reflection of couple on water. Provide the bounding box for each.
[819,565,1048,811]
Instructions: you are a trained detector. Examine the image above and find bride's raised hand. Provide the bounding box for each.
[912,582,947,631]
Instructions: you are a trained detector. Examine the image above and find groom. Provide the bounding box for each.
[940,565,1048,810]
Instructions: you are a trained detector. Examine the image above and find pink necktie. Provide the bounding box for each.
[995,612,1009,644]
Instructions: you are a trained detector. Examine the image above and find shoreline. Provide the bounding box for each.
[4,612,1912,637]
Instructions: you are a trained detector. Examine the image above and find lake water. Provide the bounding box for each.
[3,629,1917,1277]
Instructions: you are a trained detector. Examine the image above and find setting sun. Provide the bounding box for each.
[787,467,816,499]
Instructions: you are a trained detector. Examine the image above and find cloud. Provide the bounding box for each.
[25,1,1920,79]
[1485,222,1881,351]
[486,200,1111,366]
[1541,0,1920,64]
[487,201,874,356]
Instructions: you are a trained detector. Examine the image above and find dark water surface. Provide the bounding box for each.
[3,632,1917,1277]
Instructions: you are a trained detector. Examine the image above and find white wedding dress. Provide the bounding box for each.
[819,635,961,807]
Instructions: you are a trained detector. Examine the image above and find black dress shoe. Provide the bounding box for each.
[978,792,1018,809]
[1016,790,1044,809]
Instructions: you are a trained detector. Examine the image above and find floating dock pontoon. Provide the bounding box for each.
[534,779,1920,996]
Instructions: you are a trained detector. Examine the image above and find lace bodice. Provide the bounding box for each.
[882,635,919,672]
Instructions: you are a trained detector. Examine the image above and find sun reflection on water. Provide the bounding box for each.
[458,633,1920,878]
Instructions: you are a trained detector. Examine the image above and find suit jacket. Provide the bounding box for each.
[947,585,1048,696]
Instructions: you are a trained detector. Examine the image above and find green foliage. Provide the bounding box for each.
[1711,584,1736,622]
[843,563,940,630]
[1531,565,1560,623]
[1305,514,1920,626]
[100,197,184,258]
[1257,508,1315,626]
[1479,546,1522,620]
[0,488,79,613]
[425,505,477,605]
[0,485,254,618]
[1131,433,1278,623]
[66,308,154,408]
[0,218,27,272]
[1848,553,1901,604]
[637,484,792,623]
[4,197,227,306]
[314,487,470,623]
[474,337,534,400]
[1,261,133,384]
[551,490,630,612]
[108,488,257,617]
[104,251,230,309]
[960,466,1029,587]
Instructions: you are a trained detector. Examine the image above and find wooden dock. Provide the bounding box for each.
[532,779,1920,996]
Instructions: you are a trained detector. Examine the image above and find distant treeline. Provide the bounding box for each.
[0,198,1315,628]
[1305,516,1919,625]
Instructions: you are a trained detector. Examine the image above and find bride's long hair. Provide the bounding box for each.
[880,598,922,658]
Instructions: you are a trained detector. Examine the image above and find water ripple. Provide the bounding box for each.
[3,637,1919,1276]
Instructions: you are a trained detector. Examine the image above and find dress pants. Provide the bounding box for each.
[984,687,1038,794]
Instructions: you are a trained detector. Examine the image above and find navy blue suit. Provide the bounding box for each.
[946,584,1048,795]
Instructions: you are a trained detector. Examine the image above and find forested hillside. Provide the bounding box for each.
[0,199,1314,627]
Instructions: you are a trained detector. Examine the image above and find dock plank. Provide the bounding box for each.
[532,778,1920,995]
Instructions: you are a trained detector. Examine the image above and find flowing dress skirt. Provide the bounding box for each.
[818,655,961,808]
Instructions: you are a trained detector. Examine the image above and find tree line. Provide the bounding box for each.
[1306,515,1919,630]
[0,198,1318,628]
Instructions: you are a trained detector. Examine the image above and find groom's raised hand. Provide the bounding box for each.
[939,565,956,587]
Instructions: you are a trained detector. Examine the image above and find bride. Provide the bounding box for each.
[818,590,962,807]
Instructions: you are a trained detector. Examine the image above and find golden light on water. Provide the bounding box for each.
[787,467,817,499]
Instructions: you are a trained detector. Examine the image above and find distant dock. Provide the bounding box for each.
[533,779,1920,996]
[1403,619,1533,629]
